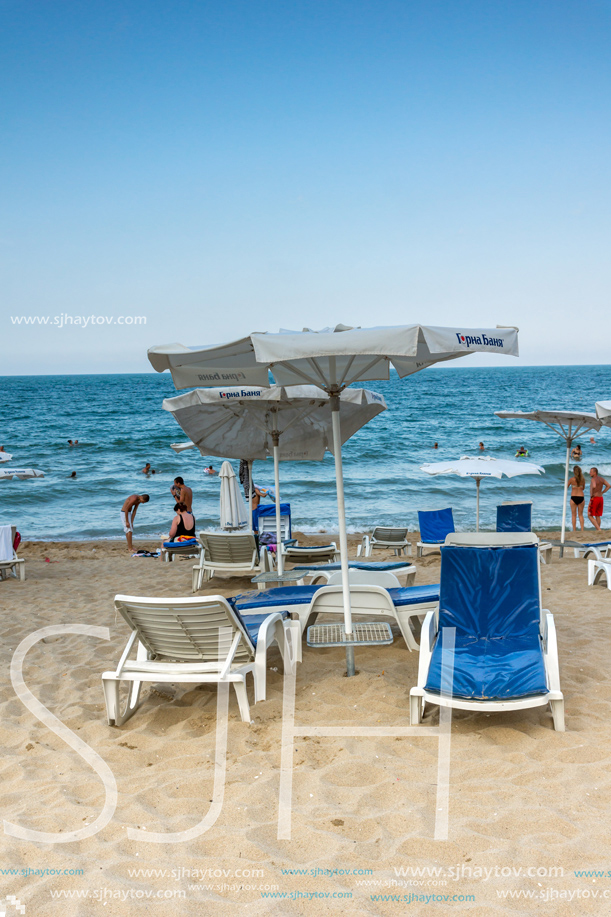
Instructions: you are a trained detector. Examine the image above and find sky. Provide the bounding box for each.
[1,0,610,375]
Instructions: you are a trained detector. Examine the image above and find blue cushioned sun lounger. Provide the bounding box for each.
[496,502,532,533]
[410,533,564,730]
[230,583,440,648]
[417,508,455,557]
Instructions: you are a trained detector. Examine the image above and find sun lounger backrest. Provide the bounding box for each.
[114,596,255,663]
[372,527,408,543]
[439,544,541,639]
[199,532,257,565]
[418,508,454,543]
[308,585,396,619]
[253,504,292,538]
[496,502,532,533]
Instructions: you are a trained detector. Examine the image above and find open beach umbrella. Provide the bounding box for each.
[495,410,602,544]
[163,384,387,573]
[218,461,248,529]
[420,456,544,530]
[0,469,44,481]
[150,323,519,675]
[595,402,611,426]
[0,453,13,463]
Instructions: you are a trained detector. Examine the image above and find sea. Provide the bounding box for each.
[2,365,610,541]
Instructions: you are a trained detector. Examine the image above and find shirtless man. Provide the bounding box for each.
[171,476,193,512]
[141,462,156,474]
[121,494,150,551]
[588,468,610,531]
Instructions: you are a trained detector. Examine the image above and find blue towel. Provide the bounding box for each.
[163,538,198,548]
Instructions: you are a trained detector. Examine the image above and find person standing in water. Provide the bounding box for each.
[588,468,610,531]
[567,465,586,531]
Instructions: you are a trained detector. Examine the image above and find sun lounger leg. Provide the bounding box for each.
[18,562,26,581]
[232,679,251,723]
[549,699,565,732]
[410,689,423,725]
[102,676,143,727]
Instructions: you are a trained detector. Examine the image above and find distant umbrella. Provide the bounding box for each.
[0,468,45,481]
[420,456,544,530]
[0,453,13,463]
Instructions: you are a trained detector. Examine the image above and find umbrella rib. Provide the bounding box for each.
[341,356,387,388]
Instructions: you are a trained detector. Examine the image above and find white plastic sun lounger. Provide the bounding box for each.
[588,558,611,591]
[410,533,564,731]
[102,594,299,725]
[192,531,273,592]
[0,526,25,581]
[283,543,340,565]
[293,560,416,587]
[572,541,611,561]
[357,527,412,558]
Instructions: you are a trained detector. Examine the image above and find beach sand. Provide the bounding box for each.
[1,530,611,916]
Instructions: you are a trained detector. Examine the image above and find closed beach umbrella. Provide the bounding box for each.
[218,461,248,529]
[495,410,601,545]
[420,456,544,530]
[149,322,519,675]
[163,384,386,573]
[0,468,44,481]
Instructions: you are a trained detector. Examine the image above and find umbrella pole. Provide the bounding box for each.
[271,429,284,574]
[330,394,355,677]
[561,441,570,546]
[248,461,254,532]
[476,478,480,532]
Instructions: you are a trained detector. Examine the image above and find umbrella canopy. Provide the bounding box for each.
[218,461,248,529]
[149,323,519,675]
[420,456,544,530]
[163,384,387,572]
[595,402,611,425]
[495,410,602,543]
[0,469,45,481]
[0,453,13,463]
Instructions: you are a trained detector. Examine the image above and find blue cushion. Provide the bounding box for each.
[292,561,412,572]
[163,539,198,548]
[496,503,532,533]
[425,630,547,699]
[230,583,440,613]
[233,610,289,646]
[424,544,547,700]
[418,508,455,544]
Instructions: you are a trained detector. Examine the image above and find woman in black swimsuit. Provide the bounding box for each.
[568,465,585,531]
[168,502,196,540]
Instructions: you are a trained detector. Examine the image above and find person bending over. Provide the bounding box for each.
[121,494,149,552]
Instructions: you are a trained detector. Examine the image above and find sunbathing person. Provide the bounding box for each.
[166,501,196,542]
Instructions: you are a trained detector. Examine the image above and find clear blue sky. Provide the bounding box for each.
[2,0,610,374]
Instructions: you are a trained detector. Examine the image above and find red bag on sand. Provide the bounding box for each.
[13,531,21,551]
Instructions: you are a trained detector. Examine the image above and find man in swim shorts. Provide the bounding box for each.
[588,468,610,531]
[121,494,150,552]
[170,476,193,512]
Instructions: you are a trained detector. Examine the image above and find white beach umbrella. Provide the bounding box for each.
[218,461,248,529]
[595,402,611,425]
[0,469,45,481]
[149,323,519,675]
[495,410,602,544]
[0,453,13,463]
[420,456,544,531]
[163,384,386,573]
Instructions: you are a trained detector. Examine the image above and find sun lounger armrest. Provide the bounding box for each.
[115,631,139,677]
[543,612,561,694]
[252,611,286,654]
[219,631,244,680]
[417,610,438,688]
